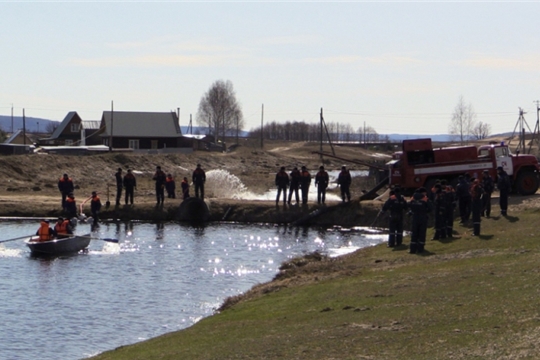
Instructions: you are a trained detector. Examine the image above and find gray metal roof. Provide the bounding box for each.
[50,111,78,139]
[100,111,182,137]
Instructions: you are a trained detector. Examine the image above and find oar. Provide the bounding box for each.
[78,235,119,243]
[0,234,34,244]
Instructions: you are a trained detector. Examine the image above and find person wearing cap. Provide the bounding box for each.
[497,166,511,216]
[36,220,56,242]
[481,170,494,217]
[90,191,102,225]
[57,173,74,211]
[441,180,456,238]
[54,217,73,238]
[181,177,190,200]
[287,167,301,205]
[65,193,77,218]
[165,174,176,199]
[153,166,167,205]
[315,166,329,205]
[337,165,352,202]
[408,187,432,254]
[123,169,137,205]
[115,168,123,206]
[380,187,407,247]
[275,166,290,205]
[470,178,484,236]
[192,164,206,200]
[299,166,311,205]
[456,174,471,225]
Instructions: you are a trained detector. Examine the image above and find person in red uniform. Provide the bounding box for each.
[288,167,301,205]
[58,173,74,210]
[65,193,77,218]
[315,166,329,205]
[165,174,176,199]
[90,191,102,225]
[181,177,190,200]
[299,166,311,205]
[123,169,137,205]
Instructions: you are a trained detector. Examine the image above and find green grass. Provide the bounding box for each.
[91,210,540,359]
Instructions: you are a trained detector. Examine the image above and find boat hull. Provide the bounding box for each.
[26,234,91,256]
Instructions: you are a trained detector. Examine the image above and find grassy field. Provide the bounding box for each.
[90,207,540,360]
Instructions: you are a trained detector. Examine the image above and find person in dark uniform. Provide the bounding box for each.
[432,183,447,240]
[287,167,301,205]
[65,193,77,218]
[192,164,206,200]
[299,166,311,205]
[58,173,74,210]
[337,165,352,202]
[90,191,102,225]
[380,187,407,247]
[441,180,456,238]
[165,174,176,199]
[115,168,123,206]
[153,166,166,205]
[497,166,511,216]
[470,178,484,236]
[123,169,136,205]
[456,175,471,225]
[481,170,494,217]
[275,166,290,205]
[181,177,190,200]
[408,187,432,254]
[315,166,329,205]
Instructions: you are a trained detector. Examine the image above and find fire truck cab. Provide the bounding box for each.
[387,138,540,195]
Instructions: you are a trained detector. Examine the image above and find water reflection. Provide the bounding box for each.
[0,221,385,360]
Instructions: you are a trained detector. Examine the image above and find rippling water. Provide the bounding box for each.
[0,221,385,360]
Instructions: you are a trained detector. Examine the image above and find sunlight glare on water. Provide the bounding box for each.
[0,221,385,360]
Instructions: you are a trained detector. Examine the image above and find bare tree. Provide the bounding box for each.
[196,80,244,143]
[471,121,492,140]
[45,121,59,134]
[449,95,477,144]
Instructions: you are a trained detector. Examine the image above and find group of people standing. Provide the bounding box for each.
[381,166,512,254]
[56,164,207,226]
[274,165,352,205]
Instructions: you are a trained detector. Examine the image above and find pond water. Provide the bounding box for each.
[0,221,385,360]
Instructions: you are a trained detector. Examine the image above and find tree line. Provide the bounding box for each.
[249,120,387,143]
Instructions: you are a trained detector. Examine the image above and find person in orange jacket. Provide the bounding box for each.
[181,177,190,200]
[36,220,55,242]
[54,217,73,238]
[90,191,102,225]
[58,173,74,210]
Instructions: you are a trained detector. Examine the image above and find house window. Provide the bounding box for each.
[65,139,73,146]
[103,138,109,146]
[129,139,140,149]
[70,123,79,132]
[151,140,158,149]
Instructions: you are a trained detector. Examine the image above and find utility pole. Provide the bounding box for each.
[509,107,532,154]
[188,114,193,134]
[320,108,323,158]
[109,101,114,152]
[10,104,13,133]
[260,103,264,149]
[529,100,540,154]
[23,108,26,146]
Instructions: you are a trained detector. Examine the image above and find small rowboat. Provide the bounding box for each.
[26,234,91,256]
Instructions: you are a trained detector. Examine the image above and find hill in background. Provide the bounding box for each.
[0,115,58,133]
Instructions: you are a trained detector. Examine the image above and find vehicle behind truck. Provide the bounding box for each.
[387,138,540,195]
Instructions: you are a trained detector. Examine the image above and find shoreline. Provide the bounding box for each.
[0,195,383,227]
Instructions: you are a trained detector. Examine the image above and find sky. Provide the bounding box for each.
[2,2,540,135]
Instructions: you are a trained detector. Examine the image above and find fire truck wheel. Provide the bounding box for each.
[516,171,539,195]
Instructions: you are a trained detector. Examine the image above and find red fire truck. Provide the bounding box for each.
[387,138,540,195]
